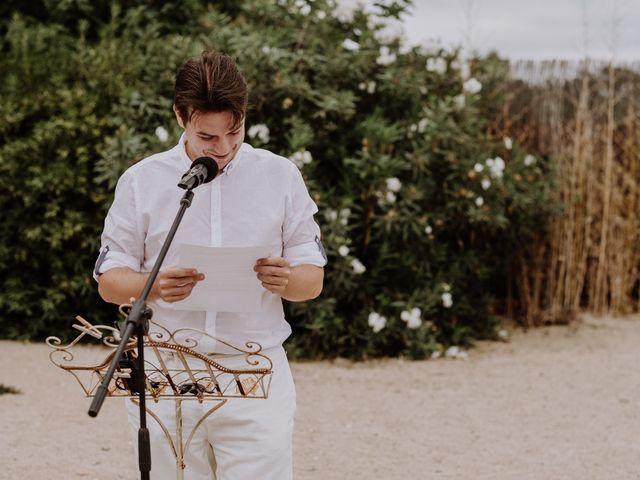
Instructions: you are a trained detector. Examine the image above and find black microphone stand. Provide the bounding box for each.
[88,188,196,480]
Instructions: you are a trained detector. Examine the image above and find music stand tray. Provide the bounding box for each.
[47,314,272,480]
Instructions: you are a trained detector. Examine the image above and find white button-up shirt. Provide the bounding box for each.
[95,135,326,353]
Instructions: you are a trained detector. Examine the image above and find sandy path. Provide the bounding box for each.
[1,314,639,479]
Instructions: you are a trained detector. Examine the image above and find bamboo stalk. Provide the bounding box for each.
[505,59,640,324]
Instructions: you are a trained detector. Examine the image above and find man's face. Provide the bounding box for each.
[175,108,245,173]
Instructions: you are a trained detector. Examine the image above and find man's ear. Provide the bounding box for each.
[173,105,186,129]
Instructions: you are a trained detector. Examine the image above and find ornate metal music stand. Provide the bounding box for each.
[47,312,272,480]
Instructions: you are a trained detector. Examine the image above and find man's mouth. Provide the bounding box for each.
[209,153,230,162]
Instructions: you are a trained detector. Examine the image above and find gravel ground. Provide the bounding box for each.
[1,314,639,479]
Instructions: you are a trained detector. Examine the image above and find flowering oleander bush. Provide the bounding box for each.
[0,0,555,358]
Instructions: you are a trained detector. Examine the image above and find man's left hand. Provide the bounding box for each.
[254,256,291,295]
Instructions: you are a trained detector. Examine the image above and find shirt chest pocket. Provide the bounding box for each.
[144,224,209,266]
[223,190,285,248]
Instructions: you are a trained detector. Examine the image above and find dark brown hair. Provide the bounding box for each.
[173,51,248,129]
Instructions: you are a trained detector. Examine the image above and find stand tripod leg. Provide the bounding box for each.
[132,397,227,480]
[175,399,184,480]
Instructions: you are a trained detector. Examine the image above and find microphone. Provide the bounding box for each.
[177,156,219,190]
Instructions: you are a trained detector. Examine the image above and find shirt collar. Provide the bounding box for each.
[221,146,245,176]
[177,133,245,177]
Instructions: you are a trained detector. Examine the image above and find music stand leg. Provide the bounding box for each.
[133,397,227,480]
[175,398,184,480]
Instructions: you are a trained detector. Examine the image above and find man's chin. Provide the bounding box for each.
[209,153,236,171]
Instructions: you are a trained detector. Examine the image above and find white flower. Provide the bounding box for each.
[504,137,513,150]
[445,346,459,357]
[440,282,451,292]
[441,292,453,308]
[298,2,311,15]
[417,118,428,133]
[360,80,378,93]
[453,94,466,110]
[400,307,422,329]
[377,46,397,66]
[289,150,313,168]
[481,178,491,190]
[339,208,350,226]
[486,158,495,167]
[498,329,509,341]
[338,245,350,257]
[342,39,360,51]
[351,258,366,274]
[386,177,402,192]
[316,9,326,19]
[247,124,270,143]
[426,57,447,75]
[407,316,422,329]
[463,77,482,95]
[334,3,356,23]
[368,312,386,333]
[473,163,484,173]
[385,191,396,203]
[425,225,433,234]
[452,57,471,80]
[489,156,505,178]
[524,154,536,166]
[475,196,484,207]
[155,126,169,142]
[445,345,468,359]
[373,20,404,44]
[261,45,272,55]
[326,209,338,222]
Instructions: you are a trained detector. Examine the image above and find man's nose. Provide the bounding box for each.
[210,137,230,155]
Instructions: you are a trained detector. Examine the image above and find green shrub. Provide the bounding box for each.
[0,0,555,358]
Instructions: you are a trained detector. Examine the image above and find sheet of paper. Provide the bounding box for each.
[174,244,277,312]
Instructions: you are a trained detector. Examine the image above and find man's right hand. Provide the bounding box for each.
[151,267,205,303]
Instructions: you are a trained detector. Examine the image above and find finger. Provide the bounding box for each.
[257,274,288,286]
[261,281,284,291]
[256,267,289,279]
[163,268,203,279]
[159,276,202,289]
[164,293,190,303]
[164,288,195,301]
[256,257,288,267]
[161,284,196,298]
[255,265,291,277]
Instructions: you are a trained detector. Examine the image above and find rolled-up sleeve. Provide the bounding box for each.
[282,166,327,268]
[93,171,144,281]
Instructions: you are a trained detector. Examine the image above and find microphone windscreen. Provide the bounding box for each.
[192,156,219,183]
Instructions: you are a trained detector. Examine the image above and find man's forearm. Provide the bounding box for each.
[282,264,324,302]
[97,267,154,305]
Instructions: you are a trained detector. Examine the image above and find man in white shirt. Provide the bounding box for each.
[94,51,326,480]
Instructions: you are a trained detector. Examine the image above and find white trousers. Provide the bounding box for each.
[125,346,296,480]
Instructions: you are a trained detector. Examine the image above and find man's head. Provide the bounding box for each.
[173,51,248,171]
